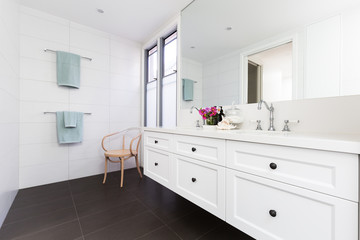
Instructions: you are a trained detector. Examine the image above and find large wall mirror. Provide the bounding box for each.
[180,0,360,109]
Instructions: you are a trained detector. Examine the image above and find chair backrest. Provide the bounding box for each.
[101,127,142,154]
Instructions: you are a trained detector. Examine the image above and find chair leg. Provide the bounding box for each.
[103,157,108,184]
[120,157,124,188]
[135,155,142,178]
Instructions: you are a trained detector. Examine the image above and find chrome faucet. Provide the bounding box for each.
[190,106,199,114]
[257,100,275,131]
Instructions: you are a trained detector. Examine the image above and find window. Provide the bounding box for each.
[145,30,177,127]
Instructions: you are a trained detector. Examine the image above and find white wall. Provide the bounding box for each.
[181,58,203,109]
[19,7,141,189]
[202,52,240,107]
[0,0,19,227]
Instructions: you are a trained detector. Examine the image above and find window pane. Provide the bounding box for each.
[146,81,157,127]
[161,74,176,127]
[148,46,158,83]
[164,32,177,76]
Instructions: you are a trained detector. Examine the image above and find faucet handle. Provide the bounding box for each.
[250,120,263,130]
[282,120,300,132]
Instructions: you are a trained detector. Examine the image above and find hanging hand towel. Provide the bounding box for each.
[56,51,81,88]
[64,111,78,128]
[183,78,194,101]
[56,111,84,144]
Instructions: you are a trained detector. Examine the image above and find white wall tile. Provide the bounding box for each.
[20,123,57,144]
[81,68,110,89]
[82,122,109,141]
[109,106,140,123]
[70,47,109,72]
[20,13,69,44]
[110,38,141,61]
[69,104,109,123]
[110,90,140,107]
[0,89,19,123]
[69,86,109,105]
[70,28,110,55]
[20,35,69,62]
[110,73,140,92]
[68,139,104,161]
[19,162,69,189]
[20,79,69,103]
[20,143,68,167]
[68,157,104,180]
[0,124,19,159]
[20,101,68,123]
[110,56,140,76]
[20,58,56,82]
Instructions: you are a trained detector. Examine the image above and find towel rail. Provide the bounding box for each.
[44,112,92,115]
[44,49,92,61]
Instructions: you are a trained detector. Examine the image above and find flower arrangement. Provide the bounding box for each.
[198,106,219,125]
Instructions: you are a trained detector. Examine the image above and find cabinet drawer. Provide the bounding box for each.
[226,169,358,240]
[174,135,225,166]
[144,131,173,151]
[174,154,225,219]
[226,141,358,201]
[144,147,172,188]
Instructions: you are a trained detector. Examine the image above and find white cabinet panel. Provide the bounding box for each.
[174,135,225,166]
[226,169,358,240]
[174,154,226,220]
[144,147,172,189]
[144,131,173,151]
[227,140,358,202]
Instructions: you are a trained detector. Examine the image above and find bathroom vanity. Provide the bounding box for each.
[143,128,360,240]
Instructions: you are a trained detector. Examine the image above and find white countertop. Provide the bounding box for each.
[144,127,360,154]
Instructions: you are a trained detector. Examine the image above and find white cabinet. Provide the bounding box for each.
[173,154,226,219]
[226,169,358,240]
[144,130,359,240]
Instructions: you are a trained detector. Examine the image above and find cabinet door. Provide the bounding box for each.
[226,169,358,240]
[144,147,172,189]
[173,154,226,220]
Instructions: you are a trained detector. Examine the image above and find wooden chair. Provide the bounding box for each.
[101,128,142,187]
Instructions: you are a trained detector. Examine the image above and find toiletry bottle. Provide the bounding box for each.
[219,106,225,122]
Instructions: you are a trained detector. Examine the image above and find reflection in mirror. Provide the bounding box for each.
[247,42,293,103]
[180,0,360,109]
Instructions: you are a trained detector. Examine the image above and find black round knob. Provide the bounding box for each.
[269,209,277,217]
[269,162,277,170]
[154,162,158,166]
[191,147,196,152]
[154,140,158,144]
[191,178,196,182]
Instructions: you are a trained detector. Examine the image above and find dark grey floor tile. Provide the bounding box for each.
[168,209,223,240]
[4,196,74,225]
[15,220,82,240]
[151,196,199,222]
[71,185,126,206]
[198,223,255,240]
[134,185,179,210]
[75,190,137,218]
[15,181,69,200]
[11,187,71,210]
[136,226,181,240]
[84,211,163,240]
[69,173,119,195]
[79,200,147,235]
[0,207,77,239]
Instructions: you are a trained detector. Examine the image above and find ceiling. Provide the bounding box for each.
[19,0,193,43]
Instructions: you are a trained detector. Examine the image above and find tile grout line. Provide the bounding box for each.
[133,194,183,240]
[68,181,85,239]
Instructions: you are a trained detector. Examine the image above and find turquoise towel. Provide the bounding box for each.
[64,111,78,128]
[56,111,84,144]
[183,78,194,101]
[56,51,81,88]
